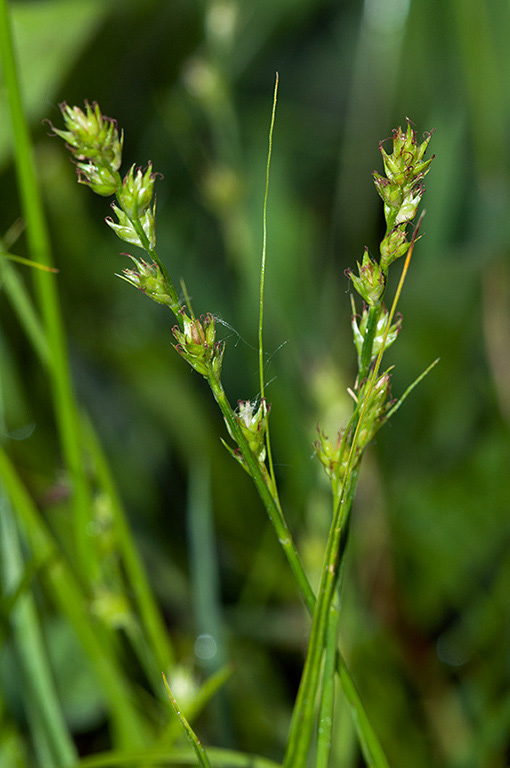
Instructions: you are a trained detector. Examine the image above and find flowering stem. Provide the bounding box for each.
[206,367,316,610]
[285,239,423,766]
[49,100,432,768]
[285,218,431,768]
[209,363,386,767]
[208,359,388,765]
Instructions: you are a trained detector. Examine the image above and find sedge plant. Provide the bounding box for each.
[46,91,436,768]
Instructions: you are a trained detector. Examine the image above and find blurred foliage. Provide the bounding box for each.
[1,0,510,767]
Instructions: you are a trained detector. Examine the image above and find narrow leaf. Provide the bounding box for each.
[383,357,440,423]
[162,673,212,768]
[0,249,59,272]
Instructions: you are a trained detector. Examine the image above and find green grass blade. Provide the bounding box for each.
[162,674,213,768]
[0,0,94,579]
[0,493,77,767]
[0,244,175,685]
[0,249,59,272]
[158,665,233,746]
[0,326,74,767]
[382,357,440,424]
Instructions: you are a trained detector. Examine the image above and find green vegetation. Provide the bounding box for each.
[1,2,510,768]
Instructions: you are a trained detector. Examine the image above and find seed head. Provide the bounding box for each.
[172,312,225,378]
[52,101,123,172]
[119,164,157,219]
[118,256,174,307]
[346,248,385,306]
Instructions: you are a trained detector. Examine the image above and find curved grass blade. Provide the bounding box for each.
[0,249,59,272]
[162,674,212,768]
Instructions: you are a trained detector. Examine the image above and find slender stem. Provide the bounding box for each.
[207,368,388,768]
[371,213,425,389]
[316,599,341,768]
[283,223,423,767]
[337,657,391,768]
[206,369,316,611]
[258,73,279,492]
[283,470,358,768]
[158,665,233,746]
[382,356,440,424]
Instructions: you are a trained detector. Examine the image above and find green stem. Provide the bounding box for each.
[163,675,213,768]
[258,73,279,493]
[315,599,341,768]
[283,470,358,768]
[359,304,381,382]
[206,369,316,612]
[207,364,388,767]
[0,0,94,580]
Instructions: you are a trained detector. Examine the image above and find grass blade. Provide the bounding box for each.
[0,494,77,767]
[162,674,212,768]
[0,0,94,579]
